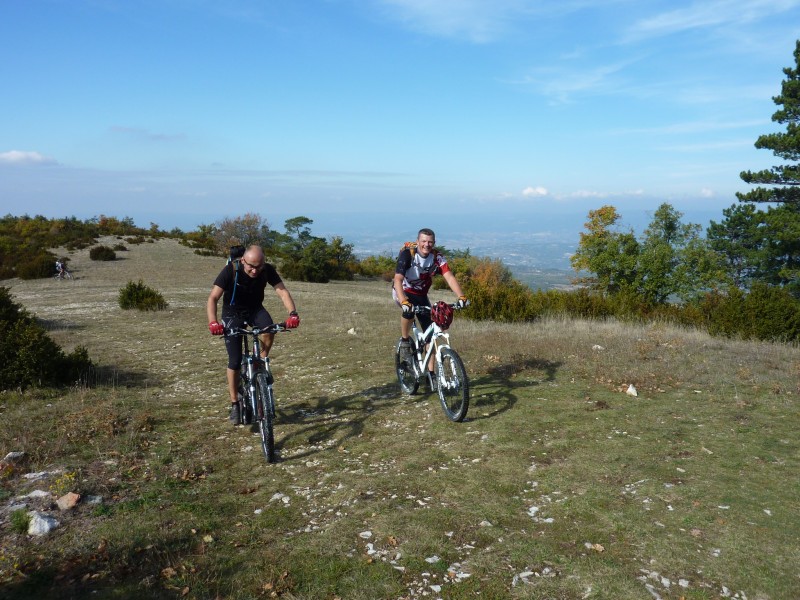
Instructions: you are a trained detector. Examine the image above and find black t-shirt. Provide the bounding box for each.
[213,261,282,312]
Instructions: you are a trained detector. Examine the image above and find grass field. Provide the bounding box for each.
[1,238,799,600]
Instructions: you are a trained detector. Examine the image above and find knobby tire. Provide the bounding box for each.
[395,338,419,395]
[437,347,469,422]
[256,373,275,463]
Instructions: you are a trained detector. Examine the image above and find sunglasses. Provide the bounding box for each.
[241,259,263,270]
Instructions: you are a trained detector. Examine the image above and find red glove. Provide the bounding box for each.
[285,311,300,329]
[208,321,224,335]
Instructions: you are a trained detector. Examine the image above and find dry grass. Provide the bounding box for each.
[0,238,798,599]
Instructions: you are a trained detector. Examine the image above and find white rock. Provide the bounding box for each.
[21,490,51,499]
[592,345,605,351]
[626,384,638,397]
[28,511,60,536]
[347,328,357,335]
[359,531,372,539]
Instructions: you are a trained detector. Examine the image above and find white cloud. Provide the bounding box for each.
[565,189,645,200]
[570,189,608,198]
[522,185,548,197]
[625,0,800,41]
[513,58,640,104]
[700,187,714,197]
[0,150,55,165]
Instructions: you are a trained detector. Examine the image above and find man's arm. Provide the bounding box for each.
[442,271,465,298]
[393,273,409,304]
[273,282,297,314]
[207,285,224,324]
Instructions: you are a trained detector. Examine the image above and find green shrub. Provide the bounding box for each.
[357,254,395,279]
[119,280,168,311]
[9,509,30,534]
[89,245,116,261]
[112,243,128,251]
[65,237,95,251]
[740,283,800,341]
[0,287,93,390]
[124,236,147,245]
[15,251,56,280]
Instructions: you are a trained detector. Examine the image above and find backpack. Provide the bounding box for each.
[228,245,245,264]
[227,245,246,306]
[400,241,417,259]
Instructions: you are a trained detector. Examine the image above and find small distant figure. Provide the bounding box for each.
[54,258,72,280]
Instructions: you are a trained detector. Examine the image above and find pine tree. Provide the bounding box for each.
[737,40,800,204]
[732,40,800,296]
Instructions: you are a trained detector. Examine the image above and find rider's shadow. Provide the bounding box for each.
[275,382,400,461]
[465,357,562,421]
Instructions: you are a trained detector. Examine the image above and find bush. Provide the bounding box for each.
[112,243,128,251]
[357,254,396,280]
[10,509,30,534]
[118,280,168,311]
[125,236,147,245]
[89,245,116,261]
[0,287,93,390]
[15,251,57,280]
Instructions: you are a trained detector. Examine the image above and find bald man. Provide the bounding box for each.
[207,245,299,424]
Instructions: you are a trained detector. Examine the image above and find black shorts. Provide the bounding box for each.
[221,307,273,369]
[404,293,432,330]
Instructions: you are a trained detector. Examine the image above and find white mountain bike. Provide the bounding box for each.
[394,302,469,422]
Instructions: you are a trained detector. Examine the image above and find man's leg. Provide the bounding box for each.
[227,367,240,424]
[401,317,412,340]
[226,368,239,404]
[259,333,276,359]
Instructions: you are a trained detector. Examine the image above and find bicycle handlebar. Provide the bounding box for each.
[411,302,464,314]
[224,322,289,337]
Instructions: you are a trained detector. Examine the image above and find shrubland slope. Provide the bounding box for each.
[1,238,798,599]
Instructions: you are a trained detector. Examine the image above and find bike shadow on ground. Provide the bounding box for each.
[273,382,400,462]
[465,357,563,422]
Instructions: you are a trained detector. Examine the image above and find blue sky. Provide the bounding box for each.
[1,0,799,253]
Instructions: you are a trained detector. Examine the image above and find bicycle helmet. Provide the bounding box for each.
[431,301,454,329]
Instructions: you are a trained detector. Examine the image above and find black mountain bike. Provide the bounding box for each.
[225,322,288,463]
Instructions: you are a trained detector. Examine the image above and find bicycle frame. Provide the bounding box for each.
[409,310,451,379]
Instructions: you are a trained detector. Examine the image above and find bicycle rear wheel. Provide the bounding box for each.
[395,339,419,395]
[256,373,276,463]
[436,347,469,422]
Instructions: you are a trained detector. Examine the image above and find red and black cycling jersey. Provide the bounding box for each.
[395,248,450,296]
[213,261,282,313]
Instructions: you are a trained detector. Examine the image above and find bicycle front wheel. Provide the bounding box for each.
[395,339,419,395]
[437,347,469,422]
[256,373,276,463]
